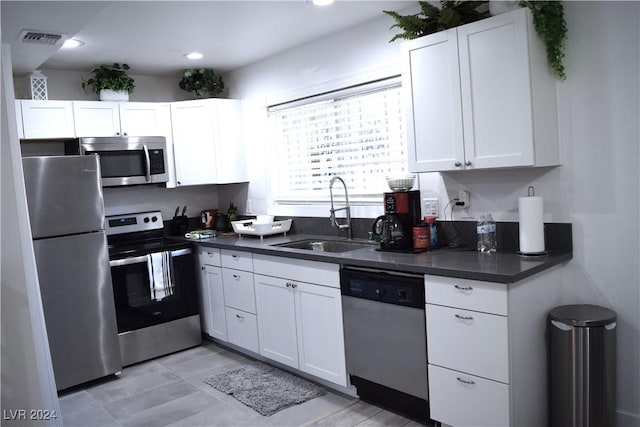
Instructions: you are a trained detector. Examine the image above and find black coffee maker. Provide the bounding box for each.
[372,191,421,251]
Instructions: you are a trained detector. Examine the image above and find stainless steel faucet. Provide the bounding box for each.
[329,176,352,240]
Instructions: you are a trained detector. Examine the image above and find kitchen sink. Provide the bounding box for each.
[273,239,373,253]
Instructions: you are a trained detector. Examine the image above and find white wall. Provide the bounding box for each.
[227,2,640,424]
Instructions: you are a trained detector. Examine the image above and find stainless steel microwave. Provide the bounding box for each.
[79,136,169,187]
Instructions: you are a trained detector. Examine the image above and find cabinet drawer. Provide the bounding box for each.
[253,254,339,288]
[198,247,221,266]
[429,364,510,427]
[225,308,259,354]
[222,269,256,313]
[425,275,507,315]
[427,304,509,383]
[221,249,253,271]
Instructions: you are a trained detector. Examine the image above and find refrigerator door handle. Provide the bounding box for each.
[143,144,151,182]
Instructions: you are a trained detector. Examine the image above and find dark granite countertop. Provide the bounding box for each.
[171,232,572,284]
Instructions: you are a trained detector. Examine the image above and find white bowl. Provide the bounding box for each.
[386,175,416,191]
[255,215,274,224]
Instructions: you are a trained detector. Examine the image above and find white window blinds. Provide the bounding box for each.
[269,77,407,204]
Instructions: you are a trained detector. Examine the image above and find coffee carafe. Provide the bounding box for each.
[372,212,407,250]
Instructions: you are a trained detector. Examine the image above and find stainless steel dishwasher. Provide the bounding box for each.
[341,266,429,420]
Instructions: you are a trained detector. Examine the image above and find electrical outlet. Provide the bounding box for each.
[458,190,471,209]
[423,198,439,217]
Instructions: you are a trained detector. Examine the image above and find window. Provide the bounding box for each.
[269,77,407,205]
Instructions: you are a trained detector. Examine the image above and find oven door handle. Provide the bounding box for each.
[143,144,151,182]
[169,248,191,257]
[110,255,149,267]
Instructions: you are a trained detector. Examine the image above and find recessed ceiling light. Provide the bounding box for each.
[312,0,335,5]
[184,52,203,60]
[62,38,84,48]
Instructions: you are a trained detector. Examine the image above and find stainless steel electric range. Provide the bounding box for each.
[106,210,201,366]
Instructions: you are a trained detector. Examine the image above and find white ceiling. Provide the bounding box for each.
[1,1,416,77]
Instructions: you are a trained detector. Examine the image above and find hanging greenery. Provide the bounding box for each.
[383,1,489,42]
[520,1,568,80]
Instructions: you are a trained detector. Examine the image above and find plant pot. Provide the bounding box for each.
[99,89,129,102]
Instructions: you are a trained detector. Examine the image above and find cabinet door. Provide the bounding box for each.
[458,9,535,169]
[73,101,121,137]
[20,100,75,138]
[254,274,298,369]
[203,264,227,341]
[119,102,171,137]
[170,100,217,186]
[294,282,347,386]
[403,29,464,172]
[214,99,247,183]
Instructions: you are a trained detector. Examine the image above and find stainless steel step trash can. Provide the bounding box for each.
[548,304,617,427]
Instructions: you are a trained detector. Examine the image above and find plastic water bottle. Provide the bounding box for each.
[485,213,497,253]
[477,215,489,253]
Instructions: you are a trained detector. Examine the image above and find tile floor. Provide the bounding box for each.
[59,341,428,427]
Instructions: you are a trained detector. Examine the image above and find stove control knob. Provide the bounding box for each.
[143,217,150,223]
[151,216,158,222]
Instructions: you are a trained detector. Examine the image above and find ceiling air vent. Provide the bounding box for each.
[19,30,64,45]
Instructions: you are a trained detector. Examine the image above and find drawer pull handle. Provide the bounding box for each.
[456,377,476,386]
[285,282,297,289]
[232,254,240,259]
[233,274,241,280]
[455,314,474,321]
[454,285,473,292]
[236,314,244,320]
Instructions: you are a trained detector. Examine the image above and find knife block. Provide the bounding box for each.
[170,215,189,236]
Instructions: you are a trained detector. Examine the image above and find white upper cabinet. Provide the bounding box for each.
[73,101,171,138]
[170,99,247,186]
[403,8,559,172]
[19,100,76,138]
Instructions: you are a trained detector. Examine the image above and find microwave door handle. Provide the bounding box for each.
[143,144,151,182]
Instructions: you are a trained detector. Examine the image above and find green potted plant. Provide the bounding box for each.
[82,63,135,101]
[383,1,490,42]
[178,68,225,98]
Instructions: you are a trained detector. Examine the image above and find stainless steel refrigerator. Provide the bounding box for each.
[22,155,121,390]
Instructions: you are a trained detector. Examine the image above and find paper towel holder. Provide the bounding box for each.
[518,185,549,257]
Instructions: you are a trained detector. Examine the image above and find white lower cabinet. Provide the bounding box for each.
[201,264,227,341]
[253,254,347,386]
[429,364,510,427]
[220,250,259,353]
[425,270,564,427]
[225,307,259,354]
[196,247,227,340]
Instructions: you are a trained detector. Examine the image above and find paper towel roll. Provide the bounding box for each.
[519,196,545,253]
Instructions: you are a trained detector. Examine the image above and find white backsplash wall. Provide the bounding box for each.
[103,184,219,222]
